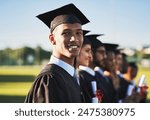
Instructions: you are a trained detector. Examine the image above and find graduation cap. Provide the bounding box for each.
[103,43,119,52]
[36,3,90,32]
[82,36,92,46]
[85,34,104,49]
[114,49,122,55]
[82,30,91,46]
[83,30,90,36]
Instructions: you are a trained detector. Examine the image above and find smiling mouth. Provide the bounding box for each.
[68,44,80,51]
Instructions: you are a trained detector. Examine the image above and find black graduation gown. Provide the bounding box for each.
[118,75,130,100]
[79,70,110,103]
[25,64,82,103]
[118,76,147,103]
[95,71,116,103]
[78,70,93,103]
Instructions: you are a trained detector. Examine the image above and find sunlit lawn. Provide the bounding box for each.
[0,66,41,76]
[0,65,150,102]
[0,82,32,96]
[0,66,41,102]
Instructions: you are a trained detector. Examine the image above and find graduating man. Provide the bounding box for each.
[25,3,89,103]
[103,43,121,102]
[114,49,130,101]
[93,41,115,102]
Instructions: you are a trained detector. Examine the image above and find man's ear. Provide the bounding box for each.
[49,34,56,45]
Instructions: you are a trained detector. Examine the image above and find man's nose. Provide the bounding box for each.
[70,34,78,42]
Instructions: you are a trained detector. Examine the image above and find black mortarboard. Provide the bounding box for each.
[36,3,90,32]
[82,36,91,46]
[83,30,90,36]
[82,30,91,46]
[103,43,119,52]
[85,34,104,49]
[114,49,122,55]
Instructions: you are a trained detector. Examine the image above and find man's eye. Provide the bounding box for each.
[62,32,71,35]
[76,32,83,35]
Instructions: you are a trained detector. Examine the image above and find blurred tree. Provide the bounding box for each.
[0,46,51,65]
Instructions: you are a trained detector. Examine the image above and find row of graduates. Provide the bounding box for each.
[24,3,148,103]
[75,32,148,103]
[25,31,148,103]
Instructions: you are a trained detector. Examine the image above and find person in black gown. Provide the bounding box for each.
[76,35,94,102]
[115,49,130,102]
[122,62,148,102]
[77,35,114,103]
[25,3,90,103]
[92,41,116,102]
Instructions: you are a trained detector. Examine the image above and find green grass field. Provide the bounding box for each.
[0,66,150,103]
[0,66,41,102]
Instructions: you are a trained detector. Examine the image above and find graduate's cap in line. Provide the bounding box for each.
[103,43,119,52]
[36,3,90,32]
[114,48,122,55]
[82,30,91,46]
[83,30,90,36]
[85,34,104,49]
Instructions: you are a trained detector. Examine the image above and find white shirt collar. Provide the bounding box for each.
[94,66,104,75]
[79,65,95,76]
[49,55,75,77]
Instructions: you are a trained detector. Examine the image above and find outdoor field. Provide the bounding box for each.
[0,66,150,103]
[0,66,41,102]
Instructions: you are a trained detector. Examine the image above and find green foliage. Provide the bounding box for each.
[143,54,150,59]
[0,46,51,65]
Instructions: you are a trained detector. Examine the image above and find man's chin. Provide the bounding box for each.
[69,52,80,57]
[70,54,79,58]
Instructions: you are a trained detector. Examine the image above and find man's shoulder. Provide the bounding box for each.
[40,64,61,73]
[38,64,71,79]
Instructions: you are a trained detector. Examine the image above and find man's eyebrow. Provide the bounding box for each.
[63,29,71,31]
[63,29,83,31]
[76,29,83,32]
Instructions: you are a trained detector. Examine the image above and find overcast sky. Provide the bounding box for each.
[0,0,150,51]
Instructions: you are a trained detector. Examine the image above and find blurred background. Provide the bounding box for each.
[0,0,150,102]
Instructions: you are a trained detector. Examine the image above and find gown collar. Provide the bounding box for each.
[49,55,75,77]
[79,65,95,76]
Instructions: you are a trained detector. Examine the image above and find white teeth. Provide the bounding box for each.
[68,45,78,48]
[71,46,78,48]
[68,45,78,51]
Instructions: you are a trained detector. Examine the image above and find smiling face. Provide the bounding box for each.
[77,44,92,67]
[49,23,83,63]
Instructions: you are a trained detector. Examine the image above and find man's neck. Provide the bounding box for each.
[52,53,74,66]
